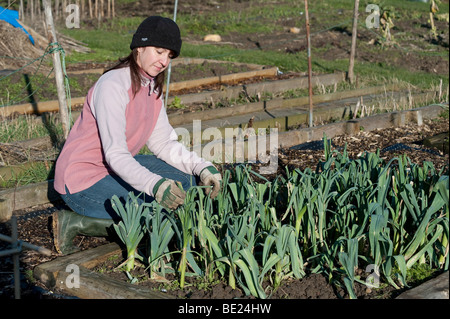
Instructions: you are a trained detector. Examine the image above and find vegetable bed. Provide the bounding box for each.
[101,137,449,299]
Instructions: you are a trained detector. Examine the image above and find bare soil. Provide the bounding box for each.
[91,249,399,299]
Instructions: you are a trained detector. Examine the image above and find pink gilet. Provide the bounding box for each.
[54,65,212,198]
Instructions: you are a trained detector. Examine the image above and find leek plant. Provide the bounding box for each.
[192,185,227,282]
[436,176,449,268]
[111,192,148,272]
[218,233,270,298]
[217,202,266,297]
[144,201,175,278]
[170,187,199,289]
[338,237,359,299]
[263,224,305,289]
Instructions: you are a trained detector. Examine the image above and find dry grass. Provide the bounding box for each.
[0,20,47,73]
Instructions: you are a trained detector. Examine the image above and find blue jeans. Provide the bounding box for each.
[60,155,197,220]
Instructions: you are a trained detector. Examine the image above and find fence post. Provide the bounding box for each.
[348,0,360,84]
[164,0,179,109]
[19,0,24,20]
[11,216,21,299]
[304,0,313,128]
[42,0,71,139]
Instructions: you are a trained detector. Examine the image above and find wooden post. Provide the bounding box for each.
[81,0,85,18]
[19,0,24,20]
[37,0,41,20]
[348,0,359,84]
[164,0,179,109]
[30,0,34,23]
[54,0,59,19]
[304,0,313,128]
[11,216,21,299]
[430,0,438,40]
[63,0,67,19]
[42,0,71,139]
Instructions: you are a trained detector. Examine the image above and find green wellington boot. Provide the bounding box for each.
[52,209,114,255]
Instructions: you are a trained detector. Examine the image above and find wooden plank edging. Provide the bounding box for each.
[168,83,400,126]
[0,65,279,117]
[33,242,174,299]
[1,72,344,117]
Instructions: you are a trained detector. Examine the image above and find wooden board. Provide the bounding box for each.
[2,72,344,118]
[33,242,174,299]
[423,132,449,154]
[167,67,278,92]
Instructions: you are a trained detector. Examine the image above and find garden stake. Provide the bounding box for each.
[348,0,359,84]
[304,0,313,128]
[42,0,70,139]
[164,0,179,109]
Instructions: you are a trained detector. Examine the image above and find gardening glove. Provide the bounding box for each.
[153,178,186,210]
[199,166,222,199]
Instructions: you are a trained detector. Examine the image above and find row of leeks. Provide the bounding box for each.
[111,138,449,299]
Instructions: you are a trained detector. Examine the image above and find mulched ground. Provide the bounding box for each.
[0,116,447,300]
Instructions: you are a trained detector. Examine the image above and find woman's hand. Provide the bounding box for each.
[154,179,186,210]
[199,166,222,199]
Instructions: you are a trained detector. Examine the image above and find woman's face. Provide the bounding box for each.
[136,46,173,77]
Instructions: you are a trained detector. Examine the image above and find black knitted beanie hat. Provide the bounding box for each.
[130,16,182,58]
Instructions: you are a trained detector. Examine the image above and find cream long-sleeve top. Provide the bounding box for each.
[54,66,211,196]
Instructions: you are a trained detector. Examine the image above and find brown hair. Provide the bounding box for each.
[104,48,165,98]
